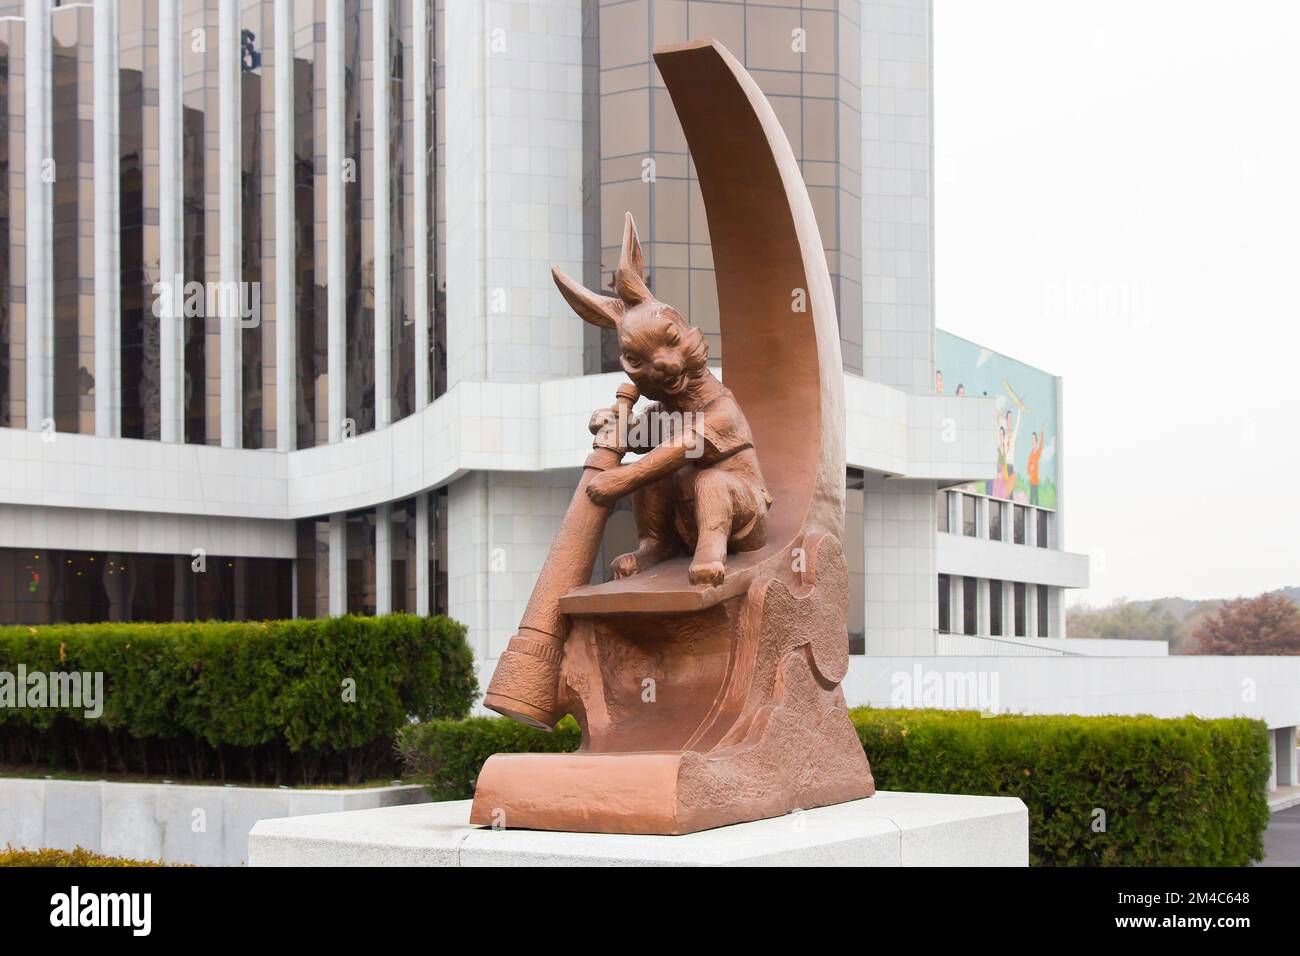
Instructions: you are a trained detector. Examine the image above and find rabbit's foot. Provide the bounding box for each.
[688,559,725,587]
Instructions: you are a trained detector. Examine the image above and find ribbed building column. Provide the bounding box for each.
[274,0,296,450]
[24,0,52,430]
[217,0,242,448]
[375,502,392,614]
[325,0,345,442]
[92,0,121,437]
[415,490,430,614]
[411,0,429,410]
[328,512,347,616]
[372,0,391,428]
[158,0,184,443]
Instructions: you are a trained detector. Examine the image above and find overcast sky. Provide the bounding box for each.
[932,0,1300,606]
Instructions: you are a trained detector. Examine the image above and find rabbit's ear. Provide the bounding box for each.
[615,212,653,305]
[552,267,624,330]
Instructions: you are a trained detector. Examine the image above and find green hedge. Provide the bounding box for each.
[0,845,170,867]
[398,707,1271,866]
[0,614,476,785]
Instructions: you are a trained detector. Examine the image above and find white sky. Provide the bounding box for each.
[933,0,1300,606]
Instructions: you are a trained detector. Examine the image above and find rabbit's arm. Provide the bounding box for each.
[585,439,689,506]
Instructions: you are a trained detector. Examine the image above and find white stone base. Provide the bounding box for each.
[249,791,1029,867]
[0,778,429,867]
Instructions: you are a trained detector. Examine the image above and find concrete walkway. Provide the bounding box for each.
[1260,803,1300,866]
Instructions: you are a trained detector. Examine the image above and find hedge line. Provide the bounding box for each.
[0,846,169,867]
[0,615,477,785]
[397,707,1271,866]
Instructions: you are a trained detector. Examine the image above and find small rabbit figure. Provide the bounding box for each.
[553,213,771,586]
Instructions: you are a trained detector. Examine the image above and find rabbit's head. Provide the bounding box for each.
[553,213,709,402]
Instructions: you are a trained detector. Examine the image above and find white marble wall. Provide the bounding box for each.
[861,0,934,396]
[444,0,585,387]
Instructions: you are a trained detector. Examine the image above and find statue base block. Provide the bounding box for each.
[249,791,1028,867]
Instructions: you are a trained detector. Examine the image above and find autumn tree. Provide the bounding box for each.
[1191,593,1300,655]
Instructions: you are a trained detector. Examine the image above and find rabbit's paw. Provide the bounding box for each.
[688,559,725,587]
[611,551,640,579]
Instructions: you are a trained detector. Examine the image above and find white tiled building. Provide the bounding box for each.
[0,0,1295,791]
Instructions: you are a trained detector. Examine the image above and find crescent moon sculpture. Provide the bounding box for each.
[471,39,874,836]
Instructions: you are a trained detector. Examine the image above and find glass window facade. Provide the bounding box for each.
[989,579,1003,636]
[590,0,862,374]
[988,498,1002,541]
[0,546,291,625]
[846,467,864,654]
[344,0,375,436]
[1036,508,1049,549]
[1037,584,1049,637]
[50,6,95,435]
[936,490,948,533]
[120,3,162,440]
[1013,581,1026,637]
[937,573,950,633]
[962,575,976,635]
[0,19,24,429]
[1013,504,1026,545]
[961,493,976,536]
[241,0,275,448]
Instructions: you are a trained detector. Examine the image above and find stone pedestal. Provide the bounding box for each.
[248,791,1028,867]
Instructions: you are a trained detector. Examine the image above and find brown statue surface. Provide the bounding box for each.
[471,38,874,836]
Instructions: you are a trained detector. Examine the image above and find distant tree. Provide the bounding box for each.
[1067,599,1185,648]
[1191,593,1300,655]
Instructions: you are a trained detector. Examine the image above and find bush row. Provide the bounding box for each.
[398,707,1271,866]
[0,615,477,785]
[0,845,168,867]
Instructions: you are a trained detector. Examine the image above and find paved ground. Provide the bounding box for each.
[1259,804,1300,866]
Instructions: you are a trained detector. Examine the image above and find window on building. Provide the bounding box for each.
[989,579,1003,636]
[962,495,976,537]
[0,547,291,625]
[936,491,949,533]
[846,468,865,655]
[989,500,1002,541]
[938,574,951,633]
[346,509,376,615]
[1038,585,1050,637]
[429,487,448,618]
[296,517,330,619]
[1013,505,1026,545]
[963,576,977,635]
[1036,509,1050,549]
[1013,581,1026,637]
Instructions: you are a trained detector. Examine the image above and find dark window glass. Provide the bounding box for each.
[1014,582,1026,637]
[119,7,161,441]
[428,486,448,617]
[346,509,377,615]
[1037,509,1050,549]
[846,468,864,654]
[0,547,290,624]
[989,500,1002,541]
[1038,585,1050,637]
[1013,505,1026,545]
[937,574,950,633]
[296,517,330,619]
[963,576,977,635]
[936,491,949,533]
[390,497,418,613]
[962,494,976,537]
[51,7,94,435]
[989,579,1003,636]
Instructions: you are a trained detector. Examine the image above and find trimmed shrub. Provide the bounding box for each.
[0,845,169,867]
[397,707,1271,866]
[0,614,476,785]
[397,715,582,801]
[852,708,1271,866]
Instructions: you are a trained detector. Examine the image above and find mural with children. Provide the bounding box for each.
[935,332,1058,510]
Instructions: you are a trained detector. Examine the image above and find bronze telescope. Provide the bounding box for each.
[482,382,640,730]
